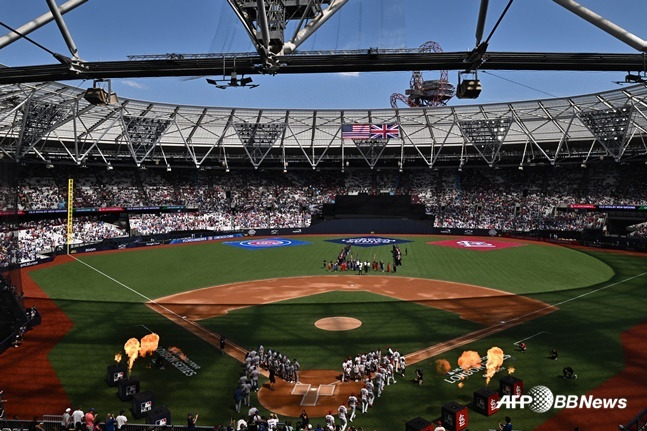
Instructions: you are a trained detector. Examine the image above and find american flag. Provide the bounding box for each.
[370,123,400,139]
[341,124,370,139]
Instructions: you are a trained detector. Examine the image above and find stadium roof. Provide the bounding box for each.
[1,80,646,171]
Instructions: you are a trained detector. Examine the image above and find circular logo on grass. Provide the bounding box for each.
[528,386,554,413]
[240,239,292,247]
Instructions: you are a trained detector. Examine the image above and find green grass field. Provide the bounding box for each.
[27,235,647,431]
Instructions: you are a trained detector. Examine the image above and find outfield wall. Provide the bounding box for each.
[3,220,647,271]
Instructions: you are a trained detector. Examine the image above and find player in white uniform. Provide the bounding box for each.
[365,380,375,407]
[338,405,348,431]
[325,411,335,431]
[360,386,369,413]
[386,362,396,385]
[399,356,406,377]
[347,393,358,422]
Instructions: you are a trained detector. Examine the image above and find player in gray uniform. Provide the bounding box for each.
[338,405,348,431]
[239,374,248,387]
[293,358,300,382]
[360,387,369,413]
[399,356,406,377]
[365,379,375,407]
[242,382,252,406]
[373,370,384,397]
[347,393,358,422]
[250,367,260,391]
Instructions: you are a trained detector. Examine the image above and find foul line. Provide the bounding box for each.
[140,324,154,333]
[70,255,243,354]
[494,270,647,330]
[405,271,647,364]
[514,331,550,345]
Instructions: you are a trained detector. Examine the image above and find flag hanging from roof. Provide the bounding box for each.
[370,123,400,139]
[342,123,400,140]
[341,124,370,139]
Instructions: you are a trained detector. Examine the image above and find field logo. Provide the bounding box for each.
[497,386,627,413]
[224,238,310,249]
[430,239,524,251]
[457,240,495,248]
[326,236,412,248]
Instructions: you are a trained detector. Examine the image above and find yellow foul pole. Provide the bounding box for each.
[66,178,73,254]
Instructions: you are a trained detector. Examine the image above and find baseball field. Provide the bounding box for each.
[2,234,646,431]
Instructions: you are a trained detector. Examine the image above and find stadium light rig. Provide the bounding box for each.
[206,72,258,89]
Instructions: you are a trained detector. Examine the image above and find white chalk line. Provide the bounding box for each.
[70,255,225,342]
[140,324,154,333]
[405,271,647,363]
[514,331,550,345]
[495,270,647,329]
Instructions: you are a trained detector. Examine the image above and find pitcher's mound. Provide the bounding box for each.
[315,317,362,331]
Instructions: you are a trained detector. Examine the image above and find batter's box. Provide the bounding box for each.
[301,388,319,406]
[291,383,311,395]
[317,384,335,396]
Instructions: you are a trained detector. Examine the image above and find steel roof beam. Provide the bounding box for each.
[0,51,645,84]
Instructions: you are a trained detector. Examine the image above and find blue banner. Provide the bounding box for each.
[223,238,310,250]
[325,236,412,247]
[169,234,243,244]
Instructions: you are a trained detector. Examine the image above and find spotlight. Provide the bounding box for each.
[457,71,482,99]
[84,79,118,105]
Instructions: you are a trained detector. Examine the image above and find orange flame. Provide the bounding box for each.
[140,333,160,357]
[458,382,464,389]
[435,359,451,374]
[458,350,482,371]
[124,338,140,374]
[485,346,504,385]
[115,353,122,363]
[508,366,515,374]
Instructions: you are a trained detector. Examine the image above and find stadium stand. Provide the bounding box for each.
[1,162,647,266]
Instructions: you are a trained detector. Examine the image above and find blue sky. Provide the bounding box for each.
[1,0,646,109]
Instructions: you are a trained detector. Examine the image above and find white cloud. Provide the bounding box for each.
[121,80,147,90]
[337,72,361,78]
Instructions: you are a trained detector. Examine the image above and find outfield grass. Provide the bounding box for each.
[26,236,646,430]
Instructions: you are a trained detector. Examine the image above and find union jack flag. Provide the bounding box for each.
[341,124,370,139]
[370,123,400,139]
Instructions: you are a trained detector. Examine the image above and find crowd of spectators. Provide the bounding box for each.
[0,218,126,264]
[2,163,647,265]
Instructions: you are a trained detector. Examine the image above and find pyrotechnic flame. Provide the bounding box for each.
[485,346,504,385]
[124,338,140,374]
[458,350,482,371]
[169,346,188,362]
[140,333,160,357]
[458,382,464,389]
[435,359,451,374]
[508,366,515,374]
[114,353,122,363]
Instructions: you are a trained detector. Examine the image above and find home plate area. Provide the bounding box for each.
[292,383,336,406]
[429,239,525,251]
